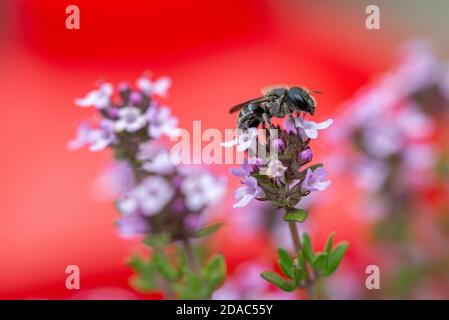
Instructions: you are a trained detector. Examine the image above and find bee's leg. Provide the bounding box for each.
[283,104,300,134]
[262,113,274,129]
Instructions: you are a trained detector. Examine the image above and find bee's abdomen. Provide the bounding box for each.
[238,103,264,129]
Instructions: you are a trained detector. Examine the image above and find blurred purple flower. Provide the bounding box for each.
[147,105,179,138]
[68,122,92,150]
[136,75,172,98]
[115,106,147,133]
[116,213,150,238]
[133,176,175,216]
[181,173,226,211]
[74,83,113,109]
[89,120,116,152]
[142,150,176,175]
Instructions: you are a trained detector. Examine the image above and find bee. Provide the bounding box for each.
[229,86,320,129]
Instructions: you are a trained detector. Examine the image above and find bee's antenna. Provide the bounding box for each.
[309,90,323,94]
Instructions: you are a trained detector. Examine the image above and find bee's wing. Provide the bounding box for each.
[229,96,270,113]
[261,84,289,95]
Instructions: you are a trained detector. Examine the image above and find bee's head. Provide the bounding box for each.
[287,87,316,115]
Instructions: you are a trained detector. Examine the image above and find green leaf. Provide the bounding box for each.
[313,252,328,276]
[297,250,305,270]
[277,248,294,279]
[143,234,171,248]
[193,223,224,238]
[302,233,315,264]
[261,272,296,292]
[153,252,179,282]
[127,255,156,292]
[293,259,306,283]
[203,254,226,291]
[283,209,308,223]
[324,242,349,276]
[324,232,335,254]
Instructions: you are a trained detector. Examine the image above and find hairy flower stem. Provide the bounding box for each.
[182,239,213,300]
[287,220,315,300]
[182,239,200,274]
[288,221,303,253]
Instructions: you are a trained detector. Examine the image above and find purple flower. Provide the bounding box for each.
[116,213,150,238]
[296,117,333,139]
[89,120,116,152]
[115,106,147,132]
[137,75,172,98]
[147,105,179,138]
[136,141,161,161]
[230,160,254,178]
[180,173,226,211]
[74,83,113,109]
[68,122,92,150]
[185,214,204,232]
[142,150,176,175]
[264,158,287,179]
[221,128,258,152]
[133,176,175,216]
[301,168,332,192]
[233,176,264,208]
[129,91,143,105]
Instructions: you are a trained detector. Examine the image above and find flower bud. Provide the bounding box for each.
[118,82,130,92]
[271,138,285,152]
[130,91,142,105]
[299,148,313,164]
[108,107,119,119]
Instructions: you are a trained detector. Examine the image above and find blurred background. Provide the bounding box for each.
[1,0,449,299]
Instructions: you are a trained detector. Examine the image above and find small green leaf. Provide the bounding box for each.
[313,252,328,276]
[261,272,296,292]
[153,253,179,282]
[203,254,226,291]
[193,223,224,238]
[283,209,308,223]
[324,232,335,254]
[302,233,315,264]
[297,250,305,270]
[277,248,294,279]
[143,234,171,248]
[127,255,156,292]
[324,242,349,276]
[293,259,306,283]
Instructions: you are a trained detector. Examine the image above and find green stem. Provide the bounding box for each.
[287,220,316,299]
[182,239,200,274]
[154,247,176,299]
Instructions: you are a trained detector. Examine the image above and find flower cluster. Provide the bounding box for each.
[331,41,449,217]
[70,74,226,241]
[329,41,449,299]
[69,74,177,154]
[226,115,332,211]
[117,143,226,240]
[70,74,227,299]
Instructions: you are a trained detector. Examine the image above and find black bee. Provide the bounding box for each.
[229,86,320,129]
